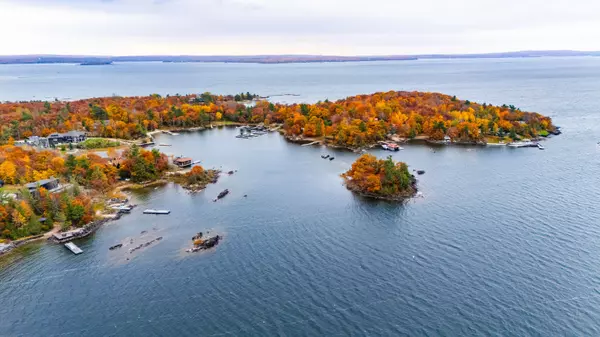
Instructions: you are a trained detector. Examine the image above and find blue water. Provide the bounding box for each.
[2,58,600,336]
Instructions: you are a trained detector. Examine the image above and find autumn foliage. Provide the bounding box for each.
[117,145,169,183]
[0,91,555,149]
[341,154,416,200]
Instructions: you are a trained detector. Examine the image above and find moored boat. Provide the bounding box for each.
[382,142,401,151]
[508,140,537,148]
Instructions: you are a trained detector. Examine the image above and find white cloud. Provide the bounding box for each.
[0,0,599,55]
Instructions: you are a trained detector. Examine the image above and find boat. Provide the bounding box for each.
[143,209,171,215]
[321,154,330,159]
[159,143,172,147]
[382,142,401,151]
[109,243,123,250]
[329,157,335,161]
[64,242,83,255]
[537,143,545,150]
[111,205,134,213]
[508,140,537,148]
[417,170,425,175]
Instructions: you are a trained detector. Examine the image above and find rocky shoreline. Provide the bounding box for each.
[344,179,418,202]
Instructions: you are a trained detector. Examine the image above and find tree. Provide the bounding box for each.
[0,160,17,184]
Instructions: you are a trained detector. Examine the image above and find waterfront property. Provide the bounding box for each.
[52,228,85,243]
[174,157,192,168]
[47,131,87,146]
[22,131,87,148]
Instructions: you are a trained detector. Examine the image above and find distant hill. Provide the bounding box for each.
[0,51,598,65]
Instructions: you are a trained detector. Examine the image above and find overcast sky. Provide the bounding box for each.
[1,0,599,55]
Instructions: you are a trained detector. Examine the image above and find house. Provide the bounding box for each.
[47,131,87,146]
[25,177,60,196]
[62,131,87,143]
[174,157,192,168]
[443,135,452,143]
[26,136,49,148]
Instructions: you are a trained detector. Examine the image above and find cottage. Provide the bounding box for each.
[25,177,60,195]
[174,157,193,168]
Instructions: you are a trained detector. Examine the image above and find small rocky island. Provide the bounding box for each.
[169,165,220,193]
[341,154,417,201]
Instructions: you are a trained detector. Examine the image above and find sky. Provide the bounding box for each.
[1,0,600,56]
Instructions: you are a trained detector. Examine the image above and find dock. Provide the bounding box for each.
[143,209,171,215]
[64,242,83,255]
[301,141,321,147]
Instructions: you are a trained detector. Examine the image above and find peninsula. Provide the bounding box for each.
[0,90,557,151]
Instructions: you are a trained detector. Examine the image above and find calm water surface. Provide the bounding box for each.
[1,58,600,336]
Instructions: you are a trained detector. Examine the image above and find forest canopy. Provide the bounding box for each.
[0,91,556,148]
[341,154,417,200]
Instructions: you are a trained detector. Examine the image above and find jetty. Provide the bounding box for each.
[143,209,171,215]
[301,141,321,147]
[64,242,83,255]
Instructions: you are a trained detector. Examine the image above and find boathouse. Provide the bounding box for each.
[174,157,192,168]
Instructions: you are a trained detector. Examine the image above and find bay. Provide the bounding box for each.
[1,58,600,336]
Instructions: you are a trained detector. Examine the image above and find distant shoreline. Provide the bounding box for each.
[1,50,599,65]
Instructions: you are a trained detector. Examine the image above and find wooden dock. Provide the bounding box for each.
[64,242,83,255]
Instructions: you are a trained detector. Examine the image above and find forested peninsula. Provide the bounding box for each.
[0,91,557,149]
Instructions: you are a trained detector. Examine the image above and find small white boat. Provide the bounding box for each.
[111,205,134,213]
[382,142,401,151]
[537,143,545,150]
[508,141,536,148]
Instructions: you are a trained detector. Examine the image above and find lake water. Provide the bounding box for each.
[2,58,600,336]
